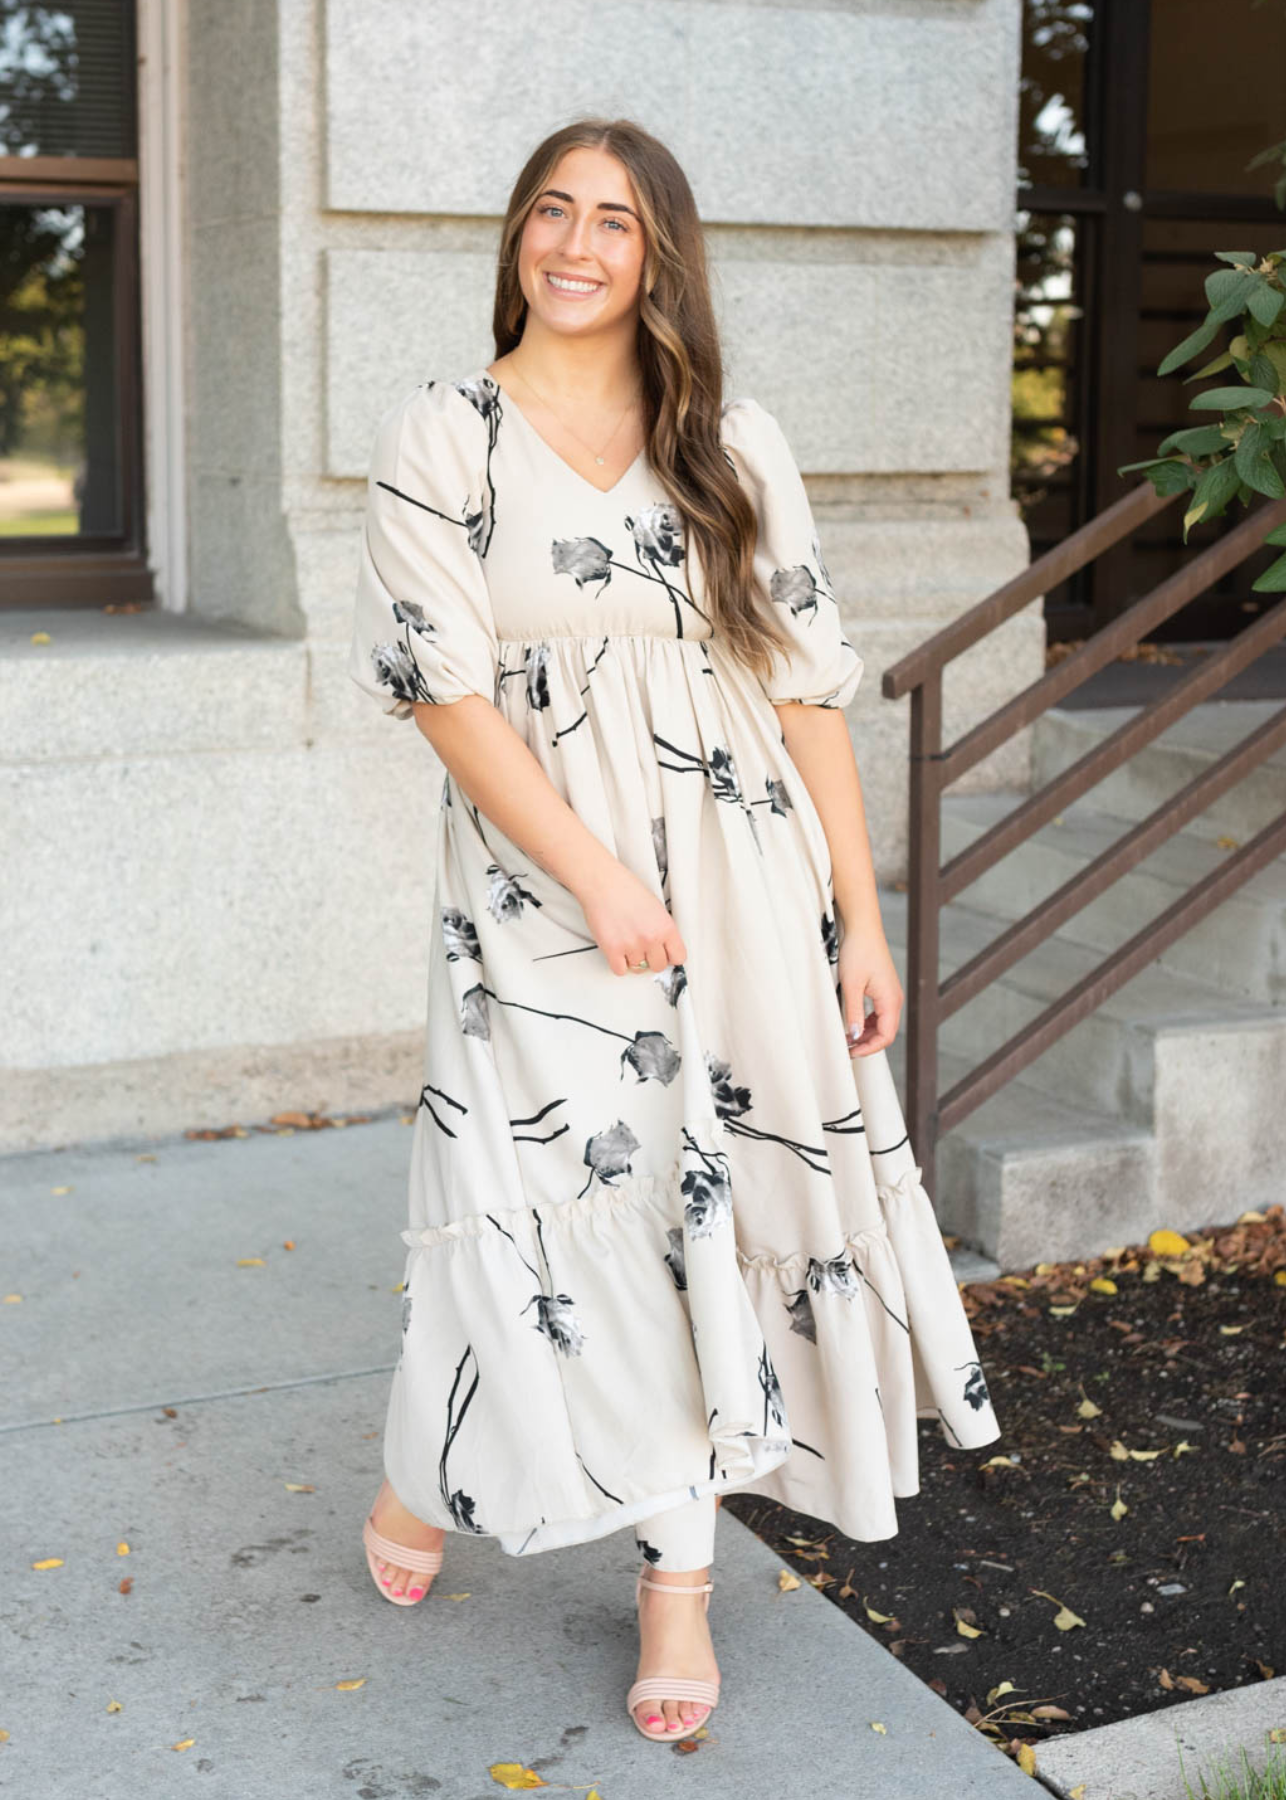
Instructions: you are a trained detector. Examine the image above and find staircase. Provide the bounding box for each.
[884,699,1286,1273]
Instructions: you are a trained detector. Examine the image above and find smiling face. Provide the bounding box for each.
[517,144,647,342]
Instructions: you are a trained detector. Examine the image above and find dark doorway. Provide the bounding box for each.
[1013,0,1286,645]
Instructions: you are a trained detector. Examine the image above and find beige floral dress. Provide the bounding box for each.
[348,371,1002,1558]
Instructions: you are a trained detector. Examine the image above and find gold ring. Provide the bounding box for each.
[630,957,650,972]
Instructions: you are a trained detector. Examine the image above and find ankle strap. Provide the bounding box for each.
[637,1574,714,1595]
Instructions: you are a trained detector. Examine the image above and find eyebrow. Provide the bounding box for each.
[538,187,640,223]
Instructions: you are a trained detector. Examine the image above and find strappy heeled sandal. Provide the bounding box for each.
[626,1571,721,1740]
[361,1512,444,1607]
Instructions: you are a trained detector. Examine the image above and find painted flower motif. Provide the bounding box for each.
[663,1225,688,1291]
[706,1051,752,1121]
[486,863,544,924]
[807,1251,861,1299]
[454,374,499,423]
[620,1030,682,1086]
[446,1489,481,1532]
[523,1291,587,1356]
[765,776,793,818]
[961,1361,991,1411]
[651,815,669,885]
[821,908,839,966]
[392,597,435,635]
[524,643,553,710]
[758,1345,788,1431]
[441,907,482,962]
[401,1292,414,1335]
[460,984,491,1040]
[770,565,821,620]
[370,641,427,706]
[636,1534,663,1565]
[784,1288,817,1342]
[681,1157,733,1238]
[811,529,833,592]
[628,502,685,569]
[552,535,612,589]
[581,1118,642,1190]
[654,962,687,1005]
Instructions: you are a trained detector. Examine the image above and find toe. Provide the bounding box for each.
[635,1704,666,1736]
[388,1563,409,1596]
[662,1699,683,1731]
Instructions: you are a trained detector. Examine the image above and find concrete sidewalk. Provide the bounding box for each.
[1,1115,1031,1799]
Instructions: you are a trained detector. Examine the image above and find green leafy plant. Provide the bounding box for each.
[1118,249,1286,591]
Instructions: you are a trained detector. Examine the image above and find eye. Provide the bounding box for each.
[537,203,564,218]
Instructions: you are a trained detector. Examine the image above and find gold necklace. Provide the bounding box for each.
[509,364,641,467]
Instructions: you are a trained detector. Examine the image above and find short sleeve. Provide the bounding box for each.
[348,379,500,720]
[721,396,863,709]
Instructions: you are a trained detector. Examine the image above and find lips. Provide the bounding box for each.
[544,271,603,296]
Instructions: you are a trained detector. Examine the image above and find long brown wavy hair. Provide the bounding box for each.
[490,116,795,683]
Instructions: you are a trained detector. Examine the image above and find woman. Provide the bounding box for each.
[348,116,1002,1743]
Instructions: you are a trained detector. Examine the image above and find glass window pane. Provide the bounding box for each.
[1018,0,1097,190]
[0,199,122,539]
[0,1,137,159]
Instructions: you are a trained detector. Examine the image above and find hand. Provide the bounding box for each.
[576,864,687,977]
[837,925,903,1055]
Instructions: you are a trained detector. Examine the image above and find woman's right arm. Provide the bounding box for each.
[411,695,686,978]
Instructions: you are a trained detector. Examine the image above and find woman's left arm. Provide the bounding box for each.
[775,703,904,1057]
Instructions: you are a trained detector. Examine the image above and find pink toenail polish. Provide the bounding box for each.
[408,1587,424,1599]
[645,1714,662,1725]
[381,1575,391,1584]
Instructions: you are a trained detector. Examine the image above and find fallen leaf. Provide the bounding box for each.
[283,1239,296,1250]
[335,1678,366,1691]
[1173,1441,1198,1457]
[1031,1704,1072,1720]
[987,1681,1016,1704]
[1159,1667,1174,1689]
[1109,1439,1130,1461]
[445,1592,472,1601]
[116,1542,129,1556]
[283,1483,315,1493]
[981,1454,1018,1469]
[1269,1726,1286,1741]
[1076,1391,1103,1419]
[1128,1448,1165,1462]
[954,1609,984,1639]
[51,1185,72,1195]
[1016,1742,1038,1776]
[119,1577,133,1594]
[171,1738,195,1751]
[488,1766,547,1790]
[777,1569,801,1592]
[1110,1487,1129,1522]
[864,1602,895,1624]
[31,1558,63,1570]
[1175,1676,1209,1694]
[1219,1324,1245,1336]
[3,1295,22,1304]
[1229,1579,1245,1597]
[1275,1270,1286,1288]
[1070,1786,1087,1799]
[870,1720,887,1733]
[106,1699,122,1713]
[1237,1210,1268,1224]
[1150,1228,1190,1257]
[1049,1304,1078,1317]
[237,1258,265,1268]
[30,630,51,644]
[1090,1277,1118,1295]
[1032,1590,1085,1630]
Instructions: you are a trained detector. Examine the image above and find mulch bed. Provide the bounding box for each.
[726,1205,1286,1775]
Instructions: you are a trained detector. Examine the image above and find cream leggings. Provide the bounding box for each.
[632,1493,717,1571]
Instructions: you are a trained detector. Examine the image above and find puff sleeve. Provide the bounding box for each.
[348,379,500,720]
[721,396,864,709]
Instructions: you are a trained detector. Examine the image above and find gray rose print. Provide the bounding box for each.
[706,1049,834,1174]
[524,643,552,710]
[808,1251,862,1299]
[679,1126,734,1238]
[763,775,794,819]
[959,1360,992,1411]
[653,962,687,1006]
[784,1288,817,1342]
[460,983,491,1041]
[663,1224,687,1291]
[441,906,482,962]
[486,862,544,924]
[620,1030,682,1085]
[578,1118,643,1195]
[522,1291,587,1357]
[770,564,822,621]
[654,734,762,851]
[439,1344,484,1533]
[651,815,669,886]
[552,534,613,590]
[758,1345,788,1434]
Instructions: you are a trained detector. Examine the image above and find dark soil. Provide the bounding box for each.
[726,1206,1286,1771]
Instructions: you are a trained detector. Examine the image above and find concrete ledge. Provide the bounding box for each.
[1038,1677,1286,1799]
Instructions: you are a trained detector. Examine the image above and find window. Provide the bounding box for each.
[0,1,150,607]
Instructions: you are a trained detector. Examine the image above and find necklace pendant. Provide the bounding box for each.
[595,455,605,465]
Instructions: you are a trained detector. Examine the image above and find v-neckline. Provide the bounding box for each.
[480,368,648,497]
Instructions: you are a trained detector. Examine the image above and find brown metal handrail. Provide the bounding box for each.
[881,482,1286,1196]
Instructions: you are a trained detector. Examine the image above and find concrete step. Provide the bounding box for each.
[888,1033,1158,1272]
[1032,700,1286,844]
[880,887,1286,1250]
[940,790,1286,1004]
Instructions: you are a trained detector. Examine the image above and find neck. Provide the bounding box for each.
[508,320,640,404]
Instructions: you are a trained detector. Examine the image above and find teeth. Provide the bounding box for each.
[547,273,601,293]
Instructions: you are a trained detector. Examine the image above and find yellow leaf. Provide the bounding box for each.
[0,1729,8,1743]
[1049,1304,1077,1317]
[30,630,51,644]
[335,1678,366,1691]
[1174,1440,1197,1457]
[51,1185,72,1195]
[1276,1269,1286,1288]
[1149,1228,1190,1257]
[488,1766,547,1790]
[1269,1728,1286,1743]
[1229,1579,1245,1597]
[1110,1487,1128,1521]
[1076,1392,1102,1419]
[3,1294,22,1304]
[1070,1787,1087,1799]
[171,1739,195,1751]
[1017,1742,1038,1776]
[1053,1605,1085,1630]
[116,1542,129,1555]
[1128,1448,1165,1462]
[864,1603,894,1623]
[1219,1324,1245,1336]
[1109,1439,1130,1461]
[31,1557,63,1570]
[870,1720,887,1733]
[954,1609,984,1638]
[987,1681,1016,1704]
[1237,1209,1268,1223]
[283,1483,315,1493]
[1090,1276,1118,1295]
[237,1257,265,1267]
[1034,1262,1056,1274]
[106,1699,122,1712]
[778,1569,801,1591]
[445,1592,471,1601]
[981,1454,1017,1468]
[998,1276,1030,1287]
